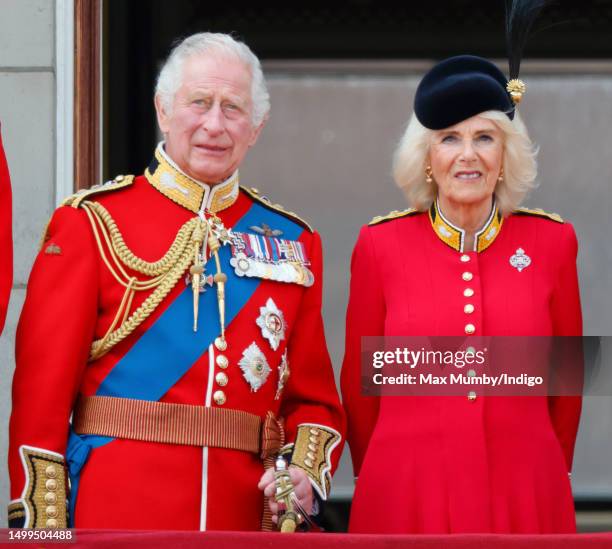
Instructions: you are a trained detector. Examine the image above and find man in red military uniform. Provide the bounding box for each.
[8,33,344,531]
[0,124,12,335]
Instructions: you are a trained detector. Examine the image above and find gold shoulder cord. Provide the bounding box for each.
[514,207,564,223]
[369,208,419,226]
[81,199,205,360]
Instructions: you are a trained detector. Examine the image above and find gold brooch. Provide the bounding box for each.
[506,79,526,104]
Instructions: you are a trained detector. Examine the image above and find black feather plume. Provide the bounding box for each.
[504,0,548,79]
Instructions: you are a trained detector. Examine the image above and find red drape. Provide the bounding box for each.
[0,125,13,335]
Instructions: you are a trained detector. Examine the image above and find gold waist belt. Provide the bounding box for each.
[73,396,284,458]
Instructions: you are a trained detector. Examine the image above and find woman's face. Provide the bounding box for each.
[428,115,504,211]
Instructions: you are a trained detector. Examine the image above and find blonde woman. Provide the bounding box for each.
[341,54,582,534]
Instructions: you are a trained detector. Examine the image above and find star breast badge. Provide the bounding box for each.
[239,342,271,392]
[256,298,286,351]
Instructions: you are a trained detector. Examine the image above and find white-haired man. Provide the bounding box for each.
[9,33,345,531]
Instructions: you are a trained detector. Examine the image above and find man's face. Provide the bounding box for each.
[156,53,265,184]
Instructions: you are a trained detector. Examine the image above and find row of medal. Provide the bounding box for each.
[229,230,314,287]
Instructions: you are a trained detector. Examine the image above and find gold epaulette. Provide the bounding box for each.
[38,174,132,250]
[241,186,313,233]
[369,208,419,226]
[62,174,135,209]
[513,207,564,223]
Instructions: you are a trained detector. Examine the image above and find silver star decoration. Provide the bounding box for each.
[256,298,286,351]
[238,342,271,392]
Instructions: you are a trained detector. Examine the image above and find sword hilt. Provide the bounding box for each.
[274,456,299,533]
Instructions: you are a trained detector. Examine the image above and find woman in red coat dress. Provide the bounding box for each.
[341,54,582,534]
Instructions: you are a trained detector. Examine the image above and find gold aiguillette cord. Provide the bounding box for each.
[190,220,208,332]
[207,224,227,341]
[191,214,228,340]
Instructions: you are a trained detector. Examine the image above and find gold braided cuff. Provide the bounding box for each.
[8,501,26,528]
[17,446,68,528]
[289,424,342,500]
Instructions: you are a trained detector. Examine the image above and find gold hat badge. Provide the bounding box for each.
[506,79,526,104]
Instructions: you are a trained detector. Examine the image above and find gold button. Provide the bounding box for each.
[45,479,58,491]
[467,391,477,401]
[304,459,314,468]
[465,323,475,335]
[309,428,320,436]
[309,436,318,444]
[462,272,473,282]
[466,346,476,355]
[213,390,226,405]
[306,451,316,460]
[216,355,229,369]
[214,337,228,352]
[467,369,476,378]
[464,304,475,314]
[115,174,124,182]
[46,518,58,528]
[460,254,470,263]
[308,443,317,452]
[44,492,57,505]
[215,372,228,386]
[464,288,474,297]
[45,466,57,478]
[46,505,58,518]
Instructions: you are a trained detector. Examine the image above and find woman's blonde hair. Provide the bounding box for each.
[392,110,538,216]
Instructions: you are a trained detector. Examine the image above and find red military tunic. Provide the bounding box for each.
[9,146,345,530]
[0,125,12,334]
[341,199,582,534]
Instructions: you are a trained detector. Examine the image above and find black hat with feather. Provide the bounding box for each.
[414,0,547,130]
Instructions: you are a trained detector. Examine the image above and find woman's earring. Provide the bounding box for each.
[497,167,504,183]
[425,165,433,184]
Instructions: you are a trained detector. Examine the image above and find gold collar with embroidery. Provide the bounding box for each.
[144,144,240,214]
[428,198,503,253]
